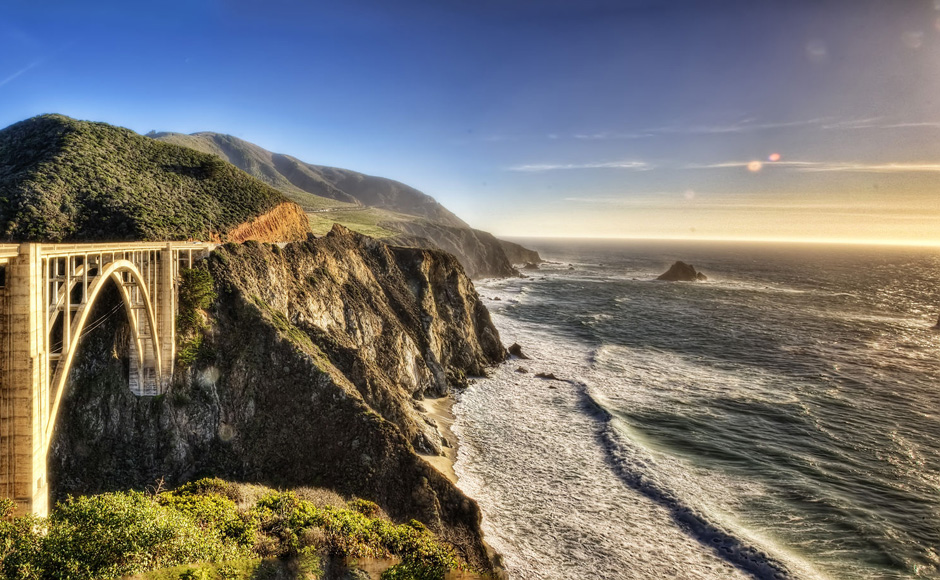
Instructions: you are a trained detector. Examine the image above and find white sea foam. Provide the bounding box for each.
[454,302,755,579]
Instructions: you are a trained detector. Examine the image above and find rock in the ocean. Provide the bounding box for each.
[508,343,530,359]
[657,261,708,281]
[523,262,540,270]
[515,367,528,373]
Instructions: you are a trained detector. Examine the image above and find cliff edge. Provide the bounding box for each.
[48,227,504,572]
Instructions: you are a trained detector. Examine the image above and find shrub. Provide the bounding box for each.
[42,491,247,579]
[0,480,460,580]
[176,267,216,366]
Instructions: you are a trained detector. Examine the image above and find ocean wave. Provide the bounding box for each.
[578,383,796,580]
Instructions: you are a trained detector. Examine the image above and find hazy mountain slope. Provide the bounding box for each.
[0,115,309,242]
[151,131,469,228]
[149,131,359,211]
[149,130,538,277]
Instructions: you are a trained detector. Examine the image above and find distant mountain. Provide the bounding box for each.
[149,131,469,228]
[0,115,309,243]
[149,131,537,277]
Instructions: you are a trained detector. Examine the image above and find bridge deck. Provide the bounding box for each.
[0,241,216,261]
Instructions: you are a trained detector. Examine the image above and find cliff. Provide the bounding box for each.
[389,221,519,279]
[47,226,505,572]
[0,115,309,243]
[225,201,310,243]
[499,239,542,265]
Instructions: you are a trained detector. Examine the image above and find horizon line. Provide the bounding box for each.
[493,234,940,248]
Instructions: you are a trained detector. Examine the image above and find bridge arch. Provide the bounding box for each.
[43,259,163,449]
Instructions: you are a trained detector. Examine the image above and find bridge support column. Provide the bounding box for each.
[158,245,176,385]
[0,244,48,517]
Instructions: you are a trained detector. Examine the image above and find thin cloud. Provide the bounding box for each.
[659,118,826,135]
[508,160,652,172]
[822,118,940,130]
[685,160,940,173]
[571,118,828,140]
[0,59,43,88]
[799,162,940,173]
[685,161,820,169]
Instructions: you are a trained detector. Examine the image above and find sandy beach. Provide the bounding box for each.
[419,395,459,484]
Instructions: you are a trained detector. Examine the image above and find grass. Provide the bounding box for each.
[307,207,416,239]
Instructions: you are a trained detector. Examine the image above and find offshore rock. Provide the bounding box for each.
[48,225,505,572]
[657,261,708,281]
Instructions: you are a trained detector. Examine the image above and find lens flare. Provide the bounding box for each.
[768,153,781,162]
[747,160,763,172]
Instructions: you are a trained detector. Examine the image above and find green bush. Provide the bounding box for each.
[0,481,460,580]
[176,267,216,366]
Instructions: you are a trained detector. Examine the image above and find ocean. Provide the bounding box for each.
[453,239,940,580]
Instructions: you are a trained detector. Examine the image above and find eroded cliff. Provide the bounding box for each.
[48,226,505,572]
[389,221,519,279]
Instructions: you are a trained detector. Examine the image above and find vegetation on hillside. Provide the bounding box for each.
[0,478,461,580]
[306,207,414,238]
[0,115,289,242]
[149,132,359,212]
[176,267,217,366]
[148,132,468,228]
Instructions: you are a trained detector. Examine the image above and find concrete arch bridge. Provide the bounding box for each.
[0,241,215,516]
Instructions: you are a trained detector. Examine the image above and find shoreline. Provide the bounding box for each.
[421,392,509,580]
[419,395,459,484]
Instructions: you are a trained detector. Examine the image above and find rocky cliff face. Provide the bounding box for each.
[389,221,519,279]
[225,201,310,243]
[48,226,505,572]
[498,239,542,266]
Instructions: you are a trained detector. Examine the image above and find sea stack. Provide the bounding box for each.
[657,261,708,281]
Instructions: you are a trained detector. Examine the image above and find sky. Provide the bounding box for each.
[0,0,939,244]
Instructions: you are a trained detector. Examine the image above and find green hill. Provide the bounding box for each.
[0,115,303,242]
[150,131,470,228]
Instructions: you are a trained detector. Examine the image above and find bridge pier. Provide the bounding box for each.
[1,244,49,516]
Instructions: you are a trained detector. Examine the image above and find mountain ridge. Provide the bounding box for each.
[149,130,537,278]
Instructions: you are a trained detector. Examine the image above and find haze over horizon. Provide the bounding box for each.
[1,0,938,244]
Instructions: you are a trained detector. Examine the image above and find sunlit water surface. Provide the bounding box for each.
[454,240,940,580]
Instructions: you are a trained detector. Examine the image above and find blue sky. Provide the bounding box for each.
[1,0,939,242]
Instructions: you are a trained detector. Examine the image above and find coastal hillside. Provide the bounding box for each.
[149,130,537,277]
[150,130,469,227]
[48,226,505,573]
[0,115,309,243]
